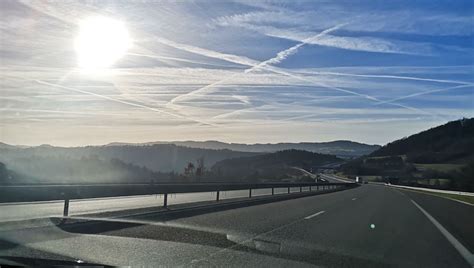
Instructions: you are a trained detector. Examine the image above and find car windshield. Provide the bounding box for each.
[0,0,473,267]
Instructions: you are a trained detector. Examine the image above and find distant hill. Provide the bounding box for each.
[341,118,474,191]
[0,142,17,150]
[0,144,258,174]
[107,140,379,158]
[211,149,343,182]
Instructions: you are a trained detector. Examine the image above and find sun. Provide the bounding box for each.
[75,16,131,70]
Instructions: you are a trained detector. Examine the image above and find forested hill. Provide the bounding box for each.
[341,118,474,191]
[108,140,380,158]
[0,158,165,185]
[0,144,258,173]
[370,118,474,163]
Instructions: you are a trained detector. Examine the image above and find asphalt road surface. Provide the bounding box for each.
[0,184,472,267]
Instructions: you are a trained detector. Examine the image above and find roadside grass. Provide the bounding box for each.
[359,175,383,182]
[365,155,406,160]
[414,163,464,172]
[404,188,474,205]
[415,178,450,187]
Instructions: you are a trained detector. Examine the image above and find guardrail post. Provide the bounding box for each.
[300,186,302,192]
[163,193,168,208]
[310,186,312,191]
[272,187,274,195]
[249,189,252,198]
[288,187,290,194]
[216,191,220,201]
[63,199,69,217]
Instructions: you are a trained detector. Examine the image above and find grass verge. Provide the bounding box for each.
[405,188,474,205]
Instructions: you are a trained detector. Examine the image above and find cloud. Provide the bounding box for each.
[214,5,474,36]
[215,19,436,56]
[34,80,216,127]
[151,36,260,68]
[166,23,350,105]
[374,84,474,106]
[1,0,473,146]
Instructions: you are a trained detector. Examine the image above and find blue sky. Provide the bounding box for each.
[0,0,473,146]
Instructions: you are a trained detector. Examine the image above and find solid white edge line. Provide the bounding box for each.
[411,200,474,267]
[304,210,325,220]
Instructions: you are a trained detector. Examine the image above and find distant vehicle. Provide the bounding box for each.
[355,176,363,184]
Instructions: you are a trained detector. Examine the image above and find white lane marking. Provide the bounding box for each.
[352,198,357,201]
[304,210,326,220]
[411,200,474,266]
[192,208,315,264]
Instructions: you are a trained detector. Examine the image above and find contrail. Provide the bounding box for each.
[212,95,352,120]
[167,23,347,105]
[163,22,440,120]
[127,53,239,68]
[373,84,474,106]
[148,32,474,87]
[1,108,126,117]
[294,70,473,86]
[153,36,260,67]
[35,80,217,126]
[251,24,348,68]
[209,66,445,120]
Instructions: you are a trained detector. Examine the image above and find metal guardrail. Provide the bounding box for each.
[0,182,356,216]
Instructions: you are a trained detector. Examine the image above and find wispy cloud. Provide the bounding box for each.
[34,80,216,127]
[374,84,474,106]
[256,24,348,66]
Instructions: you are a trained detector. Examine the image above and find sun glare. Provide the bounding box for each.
[75,16,131,70]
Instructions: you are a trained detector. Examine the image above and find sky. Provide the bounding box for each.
[0,0,473,146]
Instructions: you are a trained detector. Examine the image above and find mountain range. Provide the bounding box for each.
[0,139,377,185]
[106,140,380,158]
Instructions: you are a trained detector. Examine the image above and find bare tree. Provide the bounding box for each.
[184,162,195,177]
[196,156,205,177]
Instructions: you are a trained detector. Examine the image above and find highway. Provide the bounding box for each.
[0,183,472,266]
